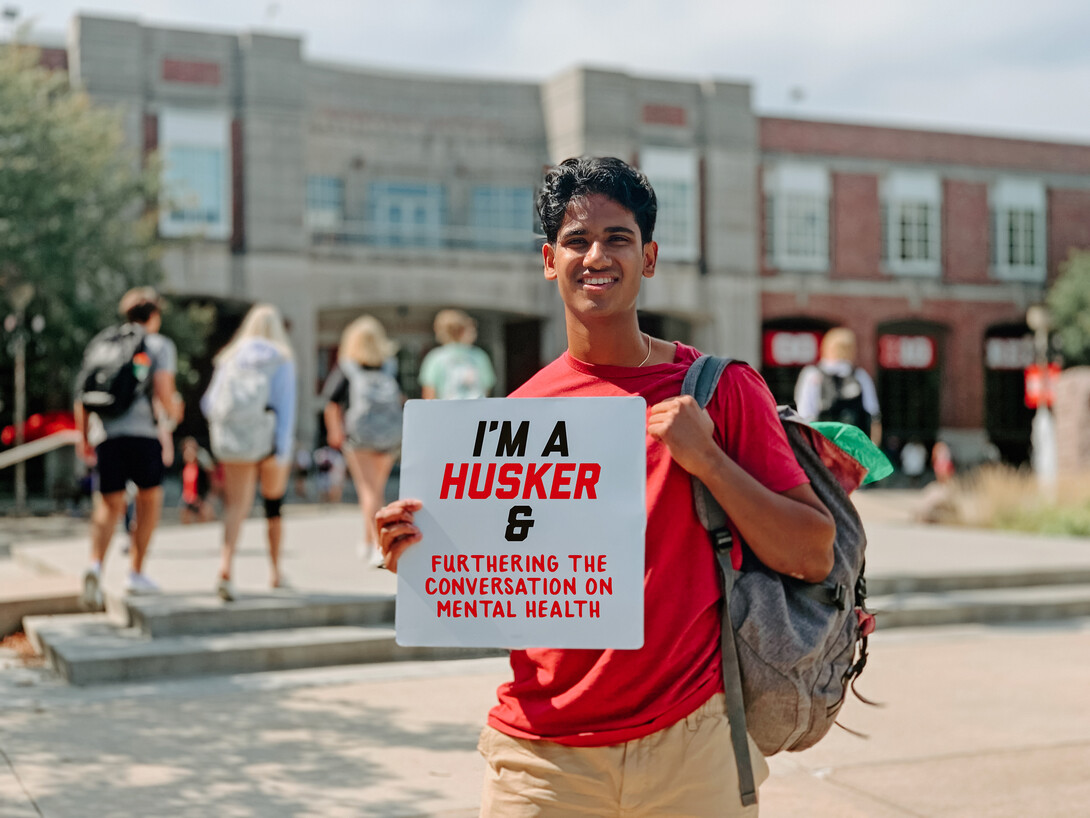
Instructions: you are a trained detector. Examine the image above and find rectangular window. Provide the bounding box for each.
[159,109,231,239]
[470,186,534,250]
[305,175,345,231]
[763,195,776,263]
[882,172,941,276]
[640,147,698,262]
[990,178,1046,282]
[367,181,446,248]
[164,147,224,226]
[762,163,829,272]
[1008,208,1037,267]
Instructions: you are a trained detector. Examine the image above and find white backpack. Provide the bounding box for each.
[341,360,403,451]
[205,356,278,462]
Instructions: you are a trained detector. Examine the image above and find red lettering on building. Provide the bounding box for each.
[162,58,222,86]
[642,104,687,127]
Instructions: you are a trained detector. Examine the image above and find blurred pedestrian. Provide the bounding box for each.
[74,286,183,609]
[795,327,882,444]
[900,439,928,487]
[932,440,955,484]
[201,304,296,600]
[419,309,496,399]
[322,316,403,565]
[179,437,215,524]
[313,444,346,503]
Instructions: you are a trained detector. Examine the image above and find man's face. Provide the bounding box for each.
[542,193,657,322]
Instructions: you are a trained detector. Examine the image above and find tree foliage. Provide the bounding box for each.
[0,43,205,417]
[1047,250,1090,368]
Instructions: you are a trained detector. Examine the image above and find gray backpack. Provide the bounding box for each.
[683,355,875,808]
[205,356,278,462]
[341,361,403,451]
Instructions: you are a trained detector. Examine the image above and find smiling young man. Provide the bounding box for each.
[377,156,835,816]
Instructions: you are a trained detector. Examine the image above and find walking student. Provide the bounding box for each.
[201,304,296,600]
[376,157,835,815]
[794,327,882,444]
[418,308,496,399]
[321,316,403,566]
[74,286,183,608]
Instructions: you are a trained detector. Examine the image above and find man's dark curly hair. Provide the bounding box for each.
[537,157,657,245]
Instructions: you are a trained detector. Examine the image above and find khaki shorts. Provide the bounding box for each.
[478,693,769,817]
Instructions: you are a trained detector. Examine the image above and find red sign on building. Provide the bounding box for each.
[162,58,222,86]
[641,104,687,127]
[763,330,822,367]
[878,335,935,370]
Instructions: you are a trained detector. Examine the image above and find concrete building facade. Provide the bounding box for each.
[42,15,1090,461]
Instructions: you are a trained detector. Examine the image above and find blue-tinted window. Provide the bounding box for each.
[306,175,345,230]
[367,181,445,247]
[164,146,224,227]
[470,186,535,249]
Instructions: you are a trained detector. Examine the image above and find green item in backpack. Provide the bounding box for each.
[808,421,894,485]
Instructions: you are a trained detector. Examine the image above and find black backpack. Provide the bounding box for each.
[684,356,876,808]
[818,367,871,433]
[76,323,151,419]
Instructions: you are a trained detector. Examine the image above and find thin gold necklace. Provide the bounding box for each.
[637,332,652,367]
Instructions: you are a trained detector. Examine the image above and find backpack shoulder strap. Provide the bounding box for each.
[681,355,757,808]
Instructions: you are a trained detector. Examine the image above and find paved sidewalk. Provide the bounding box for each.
[4,622,1090,817]
[3,491,1090,816]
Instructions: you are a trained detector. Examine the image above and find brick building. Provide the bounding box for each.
[758,119,1090,462]
[27,15,1090,461]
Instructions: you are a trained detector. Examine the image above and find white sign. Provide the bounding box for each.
[878,335,935,370]
[395,397,647,649]
[985,336,1034,371]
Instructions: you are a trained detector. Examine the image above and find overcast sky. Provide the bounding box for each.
[12,0,1090,143]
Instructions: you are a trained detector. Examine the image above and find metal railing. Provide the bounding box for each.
[0,430,80,471]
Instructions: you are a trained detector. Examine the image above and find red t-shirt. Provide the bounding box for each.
[487,342,808,746]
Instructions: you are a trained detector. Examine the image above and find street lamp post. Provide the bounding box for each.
[1026,304,1057,500]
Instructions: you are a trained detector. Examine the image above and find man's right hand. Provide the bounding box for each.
[375,498,423,574]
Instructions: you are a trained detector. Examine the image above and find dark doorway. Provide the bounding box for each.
[875,321,944,450]
[983,323,1034,464]
[759,317,834,406]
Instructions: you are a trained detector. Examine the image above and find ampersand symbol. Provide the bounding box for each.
[505,505,535,542]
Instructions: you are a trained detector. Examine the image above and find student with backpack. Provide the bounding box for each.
[321,316,403,567]
[376,157,836,815]
[418,309,496,400]
[74,287,183,609]
[201,304,296,600]
[794,327,882,444]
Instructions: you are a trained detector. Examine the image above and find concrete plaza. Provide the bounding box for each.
[2,491,1090,816]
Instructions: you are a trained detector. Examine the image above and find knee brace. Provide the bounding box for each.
[263,495,284,520]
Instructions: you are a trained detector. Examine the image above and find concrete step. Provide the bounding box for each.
[867,568,1090,596]
[24,613,503,686]
[0,559,82,636]
[122,592,395,638]
[871,584,1090,629]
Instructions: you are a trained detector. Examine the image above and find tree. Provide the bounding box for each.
[0,42,167,416]
[1047,250,1090,368]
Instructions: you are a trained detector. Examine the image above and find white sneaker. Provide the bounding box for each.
[358,541,386,569]
[81,567,103,610]
[124,572,160,596]
[216,577,235,602]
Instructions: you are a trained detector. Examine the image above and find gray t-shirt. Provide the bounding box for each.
[91,332,177,442]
